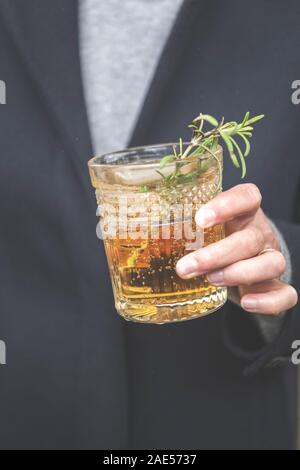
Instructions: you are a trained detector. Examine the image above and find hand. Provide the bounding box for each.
[176,184,298,315]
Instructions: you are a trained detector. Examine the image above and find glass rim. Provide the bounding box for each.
[88,142,222,168]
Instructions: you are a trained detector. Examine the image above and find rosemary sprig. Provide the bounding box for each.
[157,112,264,186]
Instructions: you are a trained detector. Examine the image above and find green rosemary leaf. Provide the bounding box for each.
[245,114,265,125]
[159,155,176,169]
[221,123,238,136]
[179,137,183,157]
[154,111,264,189]
[242,111,250,126]
[172,144,178,159]
[194,114,219,127]
[138,185,149,193]
[230,137,247,178]
[211,137,219,151]
[240,155,247,178]
[220,132,240,168]
[229,152,240,169]
[241,131,253,137]
[166,173,176,183]
[176,171,198,185]
[156,169,168,180]
[219,130,232,150]
[239,126,253,132]
[238,132,251,157]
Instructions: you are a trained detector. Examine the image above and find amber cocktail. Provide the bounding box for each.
[88,144,227,324]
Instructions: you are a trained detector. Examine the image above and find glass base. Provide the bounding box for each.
[115,287,227,324]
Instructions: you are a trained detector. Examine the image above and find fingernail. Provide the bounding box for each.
[176,257,199,277]
[195,208,216,227]
[242,298,258,311]
[207,270,224,285]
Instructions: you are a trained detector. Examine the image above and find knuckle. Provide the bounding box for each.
[193,249,212,268]
[222,268,235,285]
[275,252,287,277]
[245,227,264,253]
[289,286,298,308]
[203,248,214,266]
[225,264,253,286]
[268,297,281,316]
[241,271,253,286]
[243,183,262,208]
[228,265,249,285]
[190,252,201,267]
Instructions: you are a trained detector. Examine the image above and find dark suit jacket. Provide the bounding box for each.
[0,0,299,450]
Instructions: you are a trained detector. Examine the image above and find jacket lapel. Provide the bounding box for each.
[129,0,199,147]
[0,0,93,174]
[0,0,198,162]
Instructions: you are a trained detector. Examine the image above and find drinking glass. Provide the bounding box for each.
[88,143,227,324]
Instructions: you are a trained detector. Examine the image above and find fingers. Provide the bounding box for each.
[176,227,264,279]
[195,183,261,228]
[179,182,298,316]
[206,250,287,286]
[240,280,298,315]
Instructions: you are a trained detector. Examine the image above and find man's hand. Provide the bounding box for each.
[176,184,298,315]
